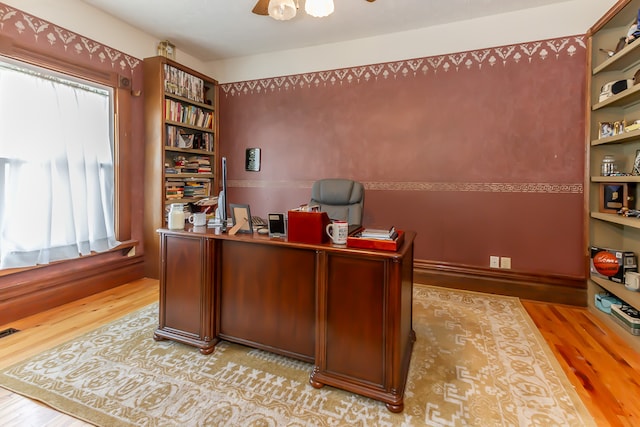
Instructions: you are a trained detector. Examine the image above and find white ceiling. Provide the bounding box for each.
[80,0,571,62]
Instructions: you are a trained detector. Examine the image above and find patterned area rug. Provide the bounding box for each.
[0,284,594,426]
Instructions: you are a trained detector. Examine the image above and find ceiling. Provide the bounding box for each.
[81,0,571,62]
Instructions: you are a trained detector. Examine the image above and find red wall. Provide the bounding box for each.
[219,37,587,278]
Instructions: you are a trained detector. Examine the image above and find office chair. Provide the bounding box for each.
[310,178,364,225]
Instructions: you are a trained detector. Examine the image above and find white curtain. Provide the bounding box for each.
[0,63,119,269]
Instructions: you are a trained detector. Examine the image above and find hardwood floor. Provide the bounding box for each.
[0,277,638,426]
[521,299,640,427]
[0,278,158,427]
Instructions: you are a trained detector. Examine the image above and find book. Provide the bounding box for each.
[358,226,398,240]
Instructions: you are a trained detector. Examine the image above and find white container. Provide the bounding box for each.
[168,203,185,230]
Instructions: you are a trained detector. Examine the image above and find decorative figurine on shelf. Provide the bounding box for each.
[604,10,640,57]
[626,10,640,45]
[157,40,176,60]
[614,120,626,135]
[618,207,640,218]
[626,119,640,132]
[173,155,186,172]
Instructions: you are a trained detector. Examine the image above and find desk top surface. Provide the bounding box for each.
[158,226,416,258]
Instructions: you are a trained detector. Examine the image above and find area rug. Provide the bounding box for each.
[0,284,594,427]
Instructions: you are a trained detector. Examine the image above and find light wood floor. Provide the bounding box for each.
[523,299,640,427]
[0,278,158,427]
[0,278,638,426]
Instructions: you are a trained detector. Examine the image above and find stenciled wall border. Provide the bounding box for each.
[0,3,141,74]
[229,180,583,194]
[220,36,585,97]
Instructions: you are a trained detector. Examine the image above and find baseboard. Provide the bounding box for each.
[414,260,588,306]
[0,253,145,325]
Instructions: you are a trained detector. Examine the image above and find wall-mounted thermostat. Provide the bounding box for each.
[245,148,261,172]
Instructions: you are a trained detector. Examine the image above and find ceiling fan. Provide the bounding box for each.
[253,0,376,20]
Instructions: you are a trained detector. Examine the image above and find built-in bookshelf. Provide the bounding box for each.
[143,56,220,278]
[587,0,640,353]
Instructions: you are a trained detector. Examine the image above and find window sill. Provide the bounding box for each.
[0,239,139,278]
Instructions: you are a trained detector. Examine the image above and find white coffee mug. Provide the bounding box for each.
[625,271,640,291]
[188,212,207,227]
[326,220,349,245]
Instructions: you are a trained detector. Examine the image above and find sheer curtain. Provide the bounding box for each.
[0,62,119,269]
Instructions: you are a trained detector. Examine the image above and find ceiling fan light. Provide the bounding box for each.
[305,0,334,18]
[268,0,297,20]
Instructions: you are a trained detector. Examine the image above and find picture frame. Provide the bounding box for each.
[633,149,640,175]
[229,203,253,233]
[599,183,631,213]
[245,148,261,172]
[614,120,625,135]
[157,40,176,60]
[599,122,614,139]
[268,213,286,238]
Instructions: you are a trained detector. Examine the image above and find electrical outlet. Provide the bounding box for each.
[490,256,500,268]
[500,257,511,269]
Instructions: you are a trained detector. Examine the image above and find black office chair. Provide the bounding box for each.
[310,178,364,225]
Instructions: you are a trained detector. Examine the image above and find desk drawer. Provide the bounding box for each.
[218,241,316,362]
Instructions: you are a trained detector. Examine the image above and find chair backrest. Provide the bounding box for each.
[310,178,364,225]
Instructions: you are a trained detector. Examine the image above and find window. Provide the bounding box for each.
[0,59,119,269]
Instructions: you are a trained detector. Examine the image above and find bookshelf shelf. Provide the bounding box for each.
[165,119,214,133]
[165,92,214,112]
[591,211,640,229]
[164,197,209,205]
[591,80,640,110]
[165,147,215,156]
[166,173,215,179]
[591,128,640,146]
[591,175,640,183]
[143,56,220,278]
[593,24,640,74]
[592,275,640,308]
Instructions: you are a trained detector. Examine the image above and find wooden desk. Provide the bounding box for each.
[154,227,416,412]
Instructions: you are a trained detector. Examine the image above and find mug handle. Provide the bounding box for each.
[326,223,334,238]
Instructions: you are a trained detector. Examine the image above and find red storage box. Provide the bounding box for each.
[287,211,330,244]
[347,231,404,252]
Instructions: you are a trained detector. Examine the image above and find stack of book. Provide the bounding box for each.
[183,156,211,174]
[165,180,185,200]
[165,162,178,174]
[358,227,398,240]
[183,181,208,198]
[347,226,403,251]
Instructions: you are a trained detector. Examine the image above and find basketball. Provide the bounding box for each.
[593,251,620,276]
